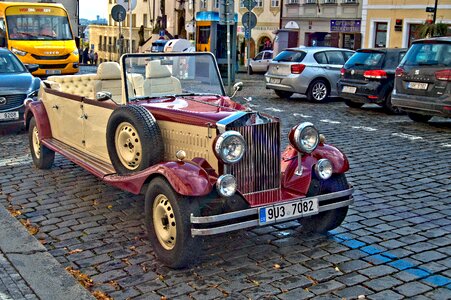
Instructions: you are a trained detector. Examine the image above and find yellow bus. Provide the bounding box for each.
[0,2,78,76]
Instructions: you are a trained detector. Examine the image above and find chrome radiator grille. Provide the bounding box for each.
[227,122,281,194]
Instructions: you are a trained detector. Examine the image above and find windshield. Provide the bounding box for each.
[123,53,225,102]
[0,51,26,73]
[273,50,306,62]
[344,51,385,69]
[401,42,451,67]
[6,6,73,40]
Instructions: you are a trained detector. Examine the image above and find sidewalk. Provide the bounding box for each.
[0,206,94,300]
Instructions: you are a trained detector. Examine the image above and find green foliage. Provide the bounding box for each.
[419,23,449,38]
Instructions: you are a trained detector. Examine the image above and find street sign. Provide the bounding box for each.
[243,0,257,11]
[111,4,126,22]
[244,27,251,40]
[117,0,137,11]
[426,6,435,12]
[242,12,257,29]
[219,0,235,25]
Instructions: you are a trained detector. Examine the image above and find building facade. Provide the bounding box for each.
[279,0,362,53]
[361,0,451,48]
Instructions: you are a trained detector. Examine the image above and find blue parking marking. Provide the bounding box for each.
[328,231,451,289]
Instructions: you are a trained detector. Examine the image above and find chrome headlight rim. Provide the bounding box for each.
[216,174,237,197]
[214,130,246,164]
[315,158,333,180]
[294,122,319,154]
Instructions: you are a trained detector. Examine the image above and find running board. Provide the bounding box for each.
[42,138,116,178]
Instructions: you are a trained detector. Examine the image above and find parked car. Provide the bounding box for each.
[0,48,40,130]
[265,47,354,101]
[392,37,451,122]
[249,50,273,74]
[26,53,353,268]
[338,48,407,114]
[151,39,168,52]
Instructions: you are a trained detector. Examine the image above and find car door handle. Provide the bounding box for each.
[52,105,59,110]
[80,114,88,120]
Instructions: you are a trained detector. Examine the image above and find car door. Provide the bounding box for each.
[324,51,347,95]
[252,52,264,72]
[262,51,273,72]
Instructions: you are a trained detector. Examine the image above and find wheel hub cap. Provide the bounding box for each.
[313,83,327,101]
[115,122,142,170]
[153,194,176,250]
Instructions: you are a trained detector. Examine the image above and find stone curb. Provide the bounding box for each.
[0,206,95,300]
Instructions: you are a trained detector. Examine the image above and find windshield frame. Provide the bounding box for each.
[121,52,226,104]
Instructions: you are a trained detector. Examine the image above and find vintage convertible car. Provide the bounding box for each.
[25,52,354,268]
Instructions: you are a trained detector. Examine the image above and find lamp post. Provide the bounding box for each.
[432,0,438,24]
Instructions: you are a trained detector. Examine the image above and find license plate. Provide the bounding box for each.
[270,78,281,84]
[258,198,319,225]
[342,86,357,93]
[408,82,428,90]
[0,111,19,121]
[46,70,61,75]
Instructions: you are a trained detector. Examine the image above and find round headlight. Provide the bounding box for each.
[215,131,246,164]
[315,159,333,180]
[294,122,319,153]
[216,174,237,197]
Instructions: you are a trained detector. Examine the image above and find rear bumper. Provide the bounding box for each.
[338,80,386,104]
[265,75,308,94]
[392,92,451,117]
[190,186,354,236]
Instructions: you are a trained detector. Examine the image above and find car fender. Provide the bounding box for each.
[104,160,214,196]
[25,101,52,139]
[281,144,349,195]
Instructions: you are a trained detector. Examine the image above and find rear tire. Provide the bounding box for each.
[29,117,54,169]
[383,94,403,115]
[307,79,329,102]
[275,90,293,99]
[344,99,364,108]
[408,112,432,123]
[249,66,254,75]
[301,174,350,233]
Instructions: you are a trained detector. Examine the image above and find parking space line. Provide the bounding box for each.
[265,107,284,112]
[293,113,312,118]
[351,126,377,132]
[320,119,341,124]
[392,133,423,141]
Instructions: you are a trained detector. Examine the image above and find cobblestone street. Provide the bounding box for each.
[0,72,450,299]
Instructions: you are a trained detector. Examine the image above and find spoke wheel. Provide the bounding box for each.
[115,122,142,171]
[308,80,329,102]
[153,194,177,250]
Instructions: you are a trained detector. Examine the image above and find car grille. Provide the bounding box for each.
[227,121,281,194]
[0,94,26,111]
[32,54,70,60]
[39,64,68,69]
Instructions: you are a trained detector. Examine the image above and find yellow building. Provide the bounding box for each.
[362,0,451,48]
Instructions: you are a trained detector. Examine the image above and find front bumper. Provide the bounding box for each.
[190,186,354,236]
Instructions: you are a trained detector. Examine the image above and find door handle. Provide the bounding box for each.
[80,113,88,120]
[52,105,59,110]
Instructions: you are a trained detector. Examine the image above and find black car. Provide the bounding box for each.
[0,48,40,130]
[392,37,450,122]
[338,48,407,114]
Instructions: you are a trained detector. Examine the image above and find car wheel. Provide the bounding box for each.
[274,90,293,99]
[344,99,364,108]
[249,66,254,75]
[29,117,54,169]
[106,105,164,175]
[307,79,329,102]
[407,112,432,123]
[145,177,200,269]
[383,94,403,115]
[300,174,350,233]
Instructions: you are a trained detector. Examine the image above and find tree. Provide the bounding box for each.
[418,22,449,38]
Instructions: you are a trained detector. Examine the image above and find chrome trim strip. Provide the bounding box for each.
[191,187,354,236]
[216,111,249,133]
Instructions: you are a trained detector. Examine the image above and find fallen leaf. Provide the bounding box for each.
[19,219,39,235]
[129,246,136,251]
[158,274,165,281]
[107,205,113,209]
[273,263,281,269]
[108,280,120,291]
[335,266,341,272]
[65,267,93,289]
[92,290,113,300]
[160,297,167,300]
[92,200,99,206]
[67,249,83,255]
[7,206,21,217]
[358,295,366,299]
[251,279,260,286]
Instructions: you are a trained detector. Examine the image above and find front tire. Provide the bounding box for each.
[145,177,200,269]
[301,174,350,233]
[307,79,329,102]
[407,112,432,123]
[275,90,293,99]
[29,117,54,169]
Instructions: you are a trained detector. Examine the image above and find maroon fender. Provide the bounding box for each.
[104,160,214,196]
[312,143,350,174]
[26,101,52,139]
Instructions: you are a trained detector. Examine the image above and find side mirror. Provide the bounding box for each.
[25,64,39,73]
[96,91,112,101]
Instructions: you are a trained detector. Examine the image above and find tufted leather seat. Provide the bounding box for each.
[143,60,182,97]
[93,62,122,102]
[47,74,97,98]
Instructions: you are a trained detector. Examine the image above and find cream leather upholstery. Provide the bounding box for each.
[143,60,182,97]
[127,73,144,97]
[93,62,122,102]
[47,74,97,98]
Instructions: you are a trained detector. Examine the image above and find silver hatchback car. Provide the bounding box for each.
[265,47,354,101]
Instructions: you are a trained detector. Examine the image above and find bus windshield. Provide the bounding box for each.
[6,7,72,40]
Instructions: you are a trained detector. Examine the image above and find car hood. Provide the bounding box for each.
[0,73,40,94]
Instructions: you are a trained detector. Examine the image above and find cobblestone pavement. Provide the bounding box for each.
[0,253,38,300]
[0,71,450,299]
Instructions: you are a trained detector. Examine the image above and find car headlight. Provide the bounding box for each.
[73,48,79,56]
[315,159,333,180]
[215,131,246,164]
[12,48,27,56]
[290,122,319,153]
[216,174,237,197]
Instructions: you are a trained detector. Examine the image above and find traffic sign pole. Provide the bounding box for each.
[227,0,231,95]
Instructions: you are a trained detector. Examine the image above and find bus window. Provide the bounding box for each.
[6,12,72,40]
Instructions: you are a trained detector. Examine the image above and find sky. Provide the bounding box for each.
[79,0,108,20]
